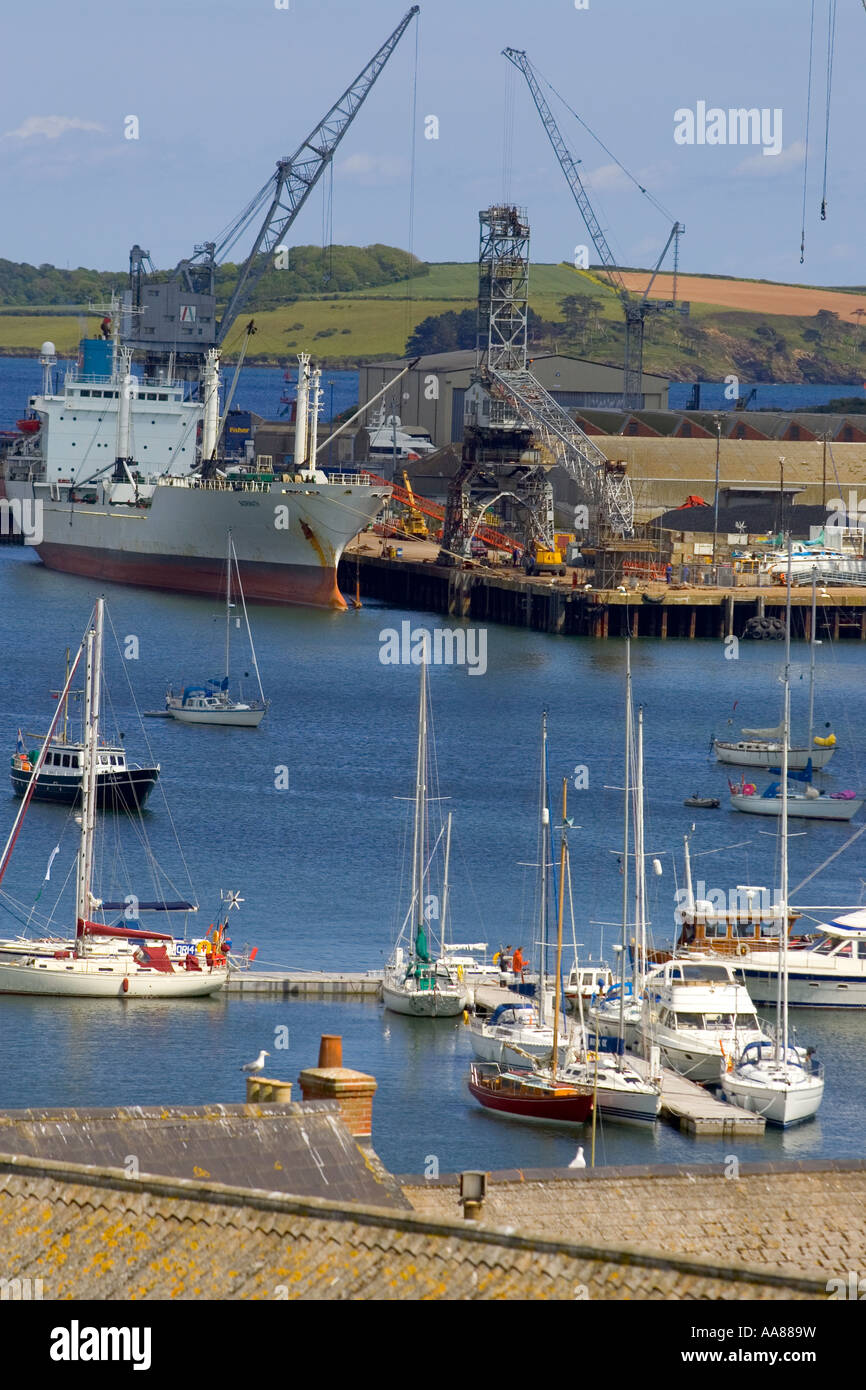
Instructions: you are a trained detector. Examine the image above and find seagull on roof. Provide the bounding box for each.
[568,1145,587,1169]
[241,1049,269,1074]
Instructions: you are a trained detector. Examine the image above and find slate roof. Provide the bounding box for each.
[0,1103,407,1210]
[0,1154,825,1301]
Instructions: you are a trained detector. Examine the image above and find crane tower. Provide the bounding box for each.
[439,205,634,562]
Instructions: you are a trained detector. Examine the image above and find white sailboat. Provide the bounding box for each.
[588,645,643,1051]
[0,600,229,998]
[166,532,268,727]
[468,712,564,1063]
[382,657,468,1017]
[716,570,837,771]
[557,741,661,1124]
[721,545,825,1125]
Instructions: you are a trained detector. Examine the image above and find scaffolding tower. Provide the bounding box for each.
[439,205,634,563]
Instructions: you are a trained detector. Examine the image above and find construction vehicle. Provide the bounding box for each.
[401,471,429,539]
[524,543,566,577]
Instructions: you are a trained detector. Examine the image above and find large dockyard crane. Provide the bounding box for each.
[439,204,635,563]
[125,7,419,376]
[503,48,684,412]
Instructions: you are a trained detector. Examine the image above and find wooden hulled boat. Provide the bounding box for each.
[468,1062,593,1124]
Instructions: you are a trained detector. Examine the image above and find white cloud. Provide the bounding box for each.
[736,139,806,175]
[585,162,631,193]
[337,152,407,182]
[3,115,105,141]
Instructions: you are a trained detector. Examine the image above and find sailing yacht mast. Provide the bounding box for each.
[632,704,647,1001]
[224,532,233,687]
[230,534,267,706]
[551,778,568,1076]
[538,712,549,1027]
[75,600,103,956]
[441,810,452,956]
[410,653,429,959]
[779,541,793,1058]
[807,566,818,754]
[617,646,632,1051]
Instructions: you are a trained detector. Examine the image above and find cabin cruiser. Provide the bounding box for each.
[638,958,769,1083]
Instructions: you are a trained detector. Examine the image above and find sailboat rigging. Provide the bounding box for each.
[0,599,231,997]
[382,655,468,1017]
[165,531,268,726]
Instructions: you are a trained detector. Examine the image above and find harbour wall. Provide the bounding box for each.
[338,552,866,641]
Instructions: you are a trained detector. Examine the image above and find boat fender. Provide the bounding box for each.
[122,977,129,993]
[737,944,748,957]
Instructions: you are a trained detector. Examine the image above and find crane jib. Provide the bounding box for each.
[216,7,420,345]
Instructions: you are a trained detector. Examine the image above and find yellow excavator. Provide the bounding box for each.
[401,470,429,539]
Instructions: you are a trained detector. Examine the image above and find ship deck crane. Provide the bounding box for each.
[503,48,684,412]
[126,7,419,371]
[216,6,420,346]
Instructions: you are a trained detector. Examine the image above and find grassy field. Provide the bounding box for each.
[1,262,863,382]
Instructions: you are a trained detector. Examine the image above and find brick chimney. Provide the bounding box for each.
[298,1034,377,1138]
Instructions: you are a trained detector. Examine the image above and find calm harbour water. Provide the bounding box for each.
[0,541,864,1175]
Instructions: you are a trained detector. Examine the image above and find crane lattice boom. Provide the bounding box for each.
[217,6,419,344]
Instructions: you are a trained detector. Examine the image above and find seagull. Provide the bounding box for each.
[241,1049,269,1074]
[568,1146,587,1169]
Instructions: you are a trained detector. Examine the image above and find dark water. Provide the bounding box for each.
[0,544,864,1173]
[668,381,866,412]
[0,357,359,432]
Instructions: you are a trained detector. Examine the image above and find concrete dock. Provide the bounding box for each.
[627,1054,765,1136]
[225,969,383,998]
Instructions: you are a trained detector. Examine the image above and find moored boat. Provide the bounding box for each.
[468,1061,594,1125]
[165,531,268,727]
[0,600,230,999]
[382,662,468,1018]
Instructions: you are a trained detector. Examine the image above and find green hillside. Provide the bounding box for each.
[0,249,863,383]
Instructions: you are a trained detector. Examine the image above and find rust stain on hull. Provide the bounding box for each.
[299,520,346,611]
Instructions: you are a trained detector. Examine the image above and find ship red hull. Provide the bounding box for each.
[34,542,347,610]
[468,1078,593,1123]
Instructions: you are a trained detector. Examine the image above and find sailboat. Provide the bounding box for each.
[715,570,836,770]
[556,731,661,1123]
[720,545,825,1124]
[0,600,230,998]
[382,656,468,1017]
[467,777,594,1127]
[10,649,159,810]
[165,532,268,727]
[468,712,564,1064]
[588,644,643,1052]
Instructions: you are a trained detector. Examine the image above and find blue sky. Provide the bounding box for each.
[1,0,862,285]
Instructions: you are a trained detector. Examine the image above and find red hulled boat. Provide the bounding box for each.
[468,1062,594,1124]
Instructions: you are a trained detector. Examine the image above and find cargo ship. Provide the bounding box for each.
[3,333,389,609]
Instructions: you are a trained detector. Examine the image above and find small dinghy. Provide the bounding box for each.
[683,795,720,809]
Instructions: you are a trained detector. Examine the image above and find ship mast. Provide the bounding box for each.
[225,531,233,689]
[75,600,103,956]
